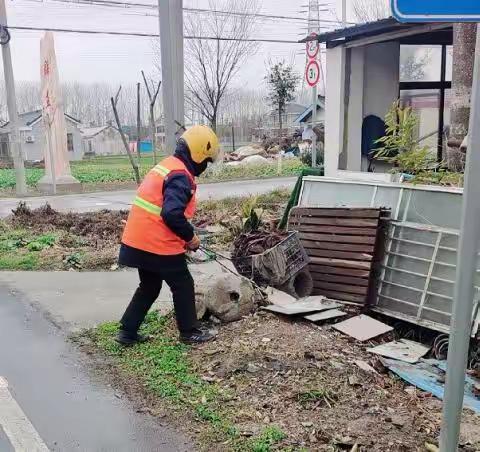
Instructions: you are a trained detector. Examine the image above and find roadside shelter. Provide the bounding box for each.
[301,18,454,177]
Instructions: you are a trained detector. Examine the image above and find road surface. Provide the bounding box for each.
[0,177,296,218]
[0,286,191,451]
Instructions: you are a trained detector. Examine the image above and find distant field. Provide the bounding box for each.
[0,155,306,190]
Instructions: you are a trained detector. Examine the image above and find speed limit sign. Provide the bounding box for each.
[305,60,320,87]
[306,33,319,59]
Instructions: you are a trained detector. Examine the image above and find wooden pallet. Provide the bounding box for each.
[289,207,388,304]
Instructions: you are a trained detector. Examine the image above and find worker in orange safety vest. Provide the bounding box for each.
[117,125,220,345]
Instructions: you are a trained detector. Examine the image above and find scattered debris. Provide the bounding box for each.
[333,315,393,341]
[304,308,347,323]
[425,443,439,452]
[368,339,431,364]
[195,272,261,323]
[263,298,341,316]
[263,286,297,306]
[348,375,362,386]
[233,231,309,287]
[233,230,286,260]
[354,360,379,375]
[382,358,480,414]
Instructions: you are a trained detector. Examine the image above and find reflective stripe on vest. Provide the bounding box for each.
[151,164,171,177]
[132,164,171,216]
[133,196,162,216]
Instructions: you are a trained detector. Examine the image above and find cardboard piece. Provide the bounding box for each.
[263,299,342,315]
[333,315,393,341]
[368,339,430,364]
[304,309,347,322]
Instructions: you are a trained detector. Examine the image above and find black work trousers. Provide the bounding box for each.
[120,267,198,335]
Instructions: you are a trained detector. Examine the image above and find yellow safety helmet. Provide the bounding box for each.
[181,125,220,164]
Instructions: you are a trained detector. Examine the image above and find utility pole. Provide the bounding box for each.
[158,0,185,154]
[342,0,347,26]
[0,0,26,196]
[440,25,480,452]
[308,0,320,167]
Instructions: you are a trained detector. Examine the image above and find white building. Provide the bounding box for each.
[302,18,453,177]
[0,110,83,162]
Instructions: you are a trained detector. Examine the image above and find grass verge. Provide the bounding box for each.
[84,313,287,451]
[0,189,291,271]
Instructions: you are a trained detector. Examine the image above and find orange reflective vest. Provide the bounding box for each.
[122,156,196,255]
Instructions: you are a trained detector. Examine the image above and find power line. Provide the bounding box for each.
[14,0,347,24]
[8,25,302,43]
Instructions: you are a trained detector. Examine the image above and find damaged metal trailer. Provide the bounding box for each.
[297,176,480,335]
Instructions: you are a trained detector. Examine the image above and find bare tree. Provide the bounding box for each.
[141,71,161,164]
[447,24,477,171]
[183,0,259,131]
[110,86,141,185]
[352,0,390,22]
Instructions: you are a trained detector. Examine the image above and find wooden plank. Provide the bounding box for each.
[313,281,369,295]
[299,232,376,245]
[310,273,369,287]
[309,256,372,270]
[290,207,381,218]
[301,240,375,253]
[295,225,378,236]
[290,217,379,228]
[305,248,373,261]
[312,289,366,303]
[308,264,371,278]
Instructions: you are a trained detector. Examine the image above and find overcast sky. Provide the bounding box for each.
[1,0,355,90]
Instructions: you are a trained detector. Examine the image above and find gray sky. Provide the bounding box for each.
[3,0,351,89]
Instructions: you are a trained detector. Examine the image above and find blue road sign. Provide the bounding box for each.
[392,0,480,23]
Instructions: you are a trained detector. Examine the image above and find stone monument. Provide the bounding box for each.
[38,32,80,193]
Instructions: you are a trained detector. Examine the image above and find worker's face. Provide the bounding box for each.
[192,159,209,176]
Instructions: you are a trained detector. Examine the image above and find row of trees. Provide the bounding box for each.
[0,0,301,143]
[0,81,277,132]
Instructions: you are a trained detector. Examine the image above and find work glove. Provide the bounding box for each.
[186,234,201,251]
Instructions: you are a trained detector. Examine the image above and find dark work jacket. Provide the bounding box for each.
[118,141,199,273]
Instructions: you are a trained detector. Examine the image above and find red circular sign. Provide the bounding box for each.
[306,33,319,59]
[305,60,320,87]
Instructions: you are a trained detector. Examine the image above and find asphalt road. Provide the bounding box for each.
[0,177,297,218]
[0,286,191,451]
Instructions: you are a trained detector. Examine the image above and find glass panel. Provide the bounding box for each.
[400,45,442,82]
[446,46,453,82]
[400,89,440,150]
[444,89,452,128]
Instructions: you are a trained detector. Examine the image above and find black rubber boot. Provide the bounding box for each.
[115,330,149,346]
[180,328,216,345]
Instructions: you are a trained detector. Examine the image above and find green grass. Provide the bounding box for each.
[86,313,287,451]
[0,228,58,270]
[0,156,306,190]
[0,252,39,270]
[296,388,337,408]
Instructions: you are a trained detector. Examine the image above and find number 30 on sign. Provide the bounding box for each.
[306,60,320,87]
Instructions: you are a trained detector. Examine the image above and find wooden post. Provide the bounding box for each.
[136,82,141,166]
[110,87,141,185]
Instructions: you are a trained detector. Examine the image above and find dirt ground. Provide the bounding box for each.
[190,311,480,451]
[79,306,480,452]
